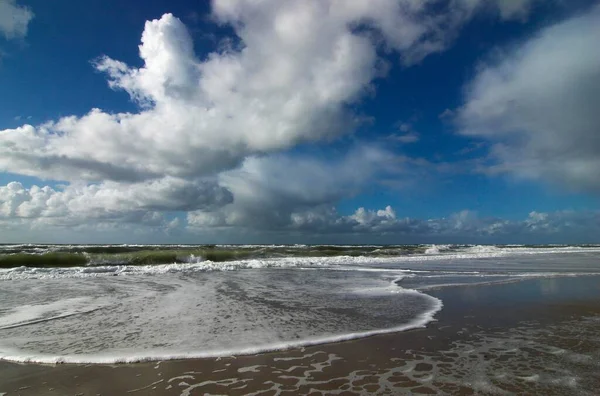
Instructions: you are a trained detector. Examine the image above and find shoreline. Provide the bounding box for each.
[2,275,600,395]
[0,290,442,366]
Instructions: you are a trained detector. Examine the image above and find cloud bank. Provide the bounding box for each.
[2,1,530,184]
[4,178,598,243]
[0,178,230,227]
[458,4,600,192]
[2,0,596,243]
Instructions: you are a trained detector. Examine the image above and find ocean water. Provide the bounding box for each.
[0,244,599,364]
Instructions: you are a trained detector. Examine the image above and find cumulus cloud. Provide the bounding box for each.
[190,200,600,243]
[0,178,231,227]
[0,0,549,237]
[457,4,600,192]
[184,141,599,242]
[188,145,398,229]
[0,9,380,182]
[0,0,33,40]
[1,1,541,184]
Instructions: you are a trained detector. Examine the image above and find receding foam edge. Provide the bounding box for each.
[0,288,443,365]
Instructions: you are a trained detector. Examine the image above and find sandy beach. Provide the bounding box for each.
[2,275,599,395]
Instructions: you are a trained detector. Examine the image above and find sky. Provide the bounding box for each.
[1,0,599,244]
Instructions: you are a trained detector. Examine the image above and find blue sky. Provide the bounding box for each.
[1,0,599,244]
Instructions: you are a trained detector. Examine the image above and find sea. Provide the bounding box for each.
[1,244,599,365]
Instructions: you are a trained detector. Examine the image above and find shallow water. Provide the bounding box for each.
[0,245,599,364]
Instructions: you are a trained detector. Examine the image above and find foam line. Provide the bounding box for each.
[0,290,442,365]
[4,245,600,280]
[0,307,103,330]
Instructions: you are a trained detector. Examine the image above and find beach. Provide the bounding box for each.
[2,273,600,395]
[2,0,599,393]
[1,0,598,393]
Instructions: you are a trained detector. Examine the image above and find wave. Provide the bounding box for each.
[0,289,443,364]
[3,243,600,268]
[0,245,428,269]
[0,249,256,268]
[3,244,600,271]
[0,257,397,280]
[2,246,599,365]
[424,244,453,254]
[3,245,600,280]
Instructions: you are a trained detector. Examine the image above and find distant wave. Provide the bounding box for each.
[0,244,426,269]
[2,244,600,272]
[3,245,600,280]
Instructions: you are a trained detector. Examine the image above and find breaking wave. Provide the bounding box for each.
[1,244,599,365]
[2,243,599,271]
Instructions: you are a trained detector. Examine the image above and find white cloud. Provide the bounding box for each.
[439,108,454,120]
[0,178,231,227]
[455,0,539,21]
[0,0,33,40]
[349,205,398,230]
[188,145,398,229]
[1,1,540,184]
[183,142,600,242]
[189,198,600,243]
[398,123,411,133]
[3,166,597,242]
[0,9,385,182]
[0,0,553,239]
[389,132,420,144]
[494,0,537,20]
[309,207,600,241]
[388,121,420,143]
[457,4,600,192]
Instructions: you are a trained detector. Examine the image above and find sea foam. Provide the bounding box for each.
[3,245,600,280]
[0,271,442,364]
[1,245,599,365]
[0,297,442,364]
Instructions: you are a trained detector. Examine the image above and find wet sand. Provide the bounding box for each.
[1,275,600,395]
